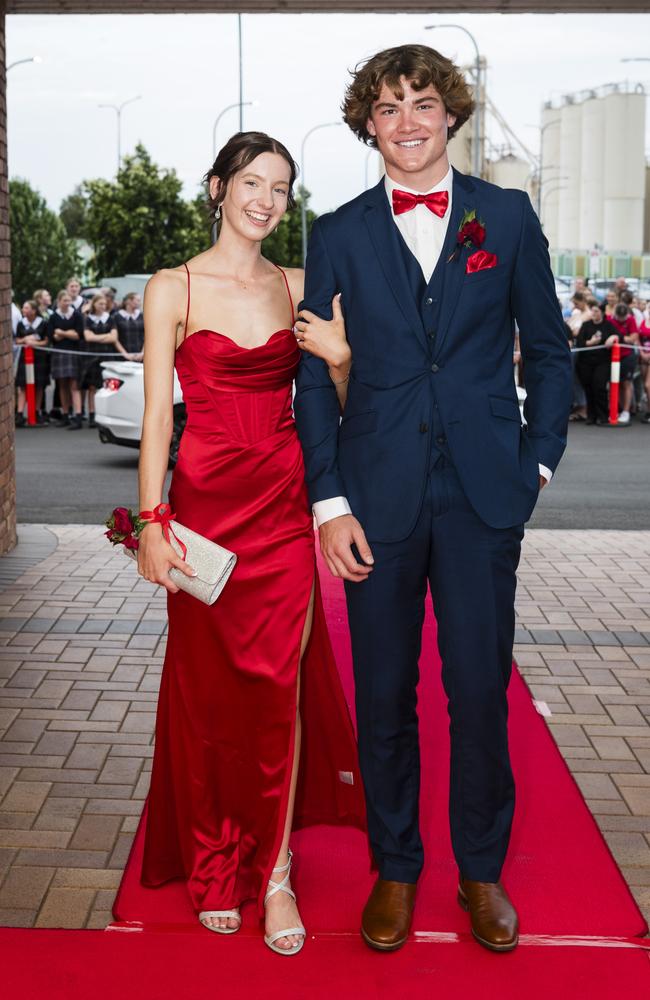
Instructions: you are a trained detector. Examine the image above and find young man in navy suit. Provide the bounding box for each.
[294,45,572,953]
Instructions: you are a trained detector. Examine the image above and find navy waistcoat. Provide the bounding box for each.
[394,219,455,465]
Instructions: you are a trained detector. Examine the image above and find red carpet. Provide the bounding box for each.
[3,928,649,1000]
[113,558,647,940]
[4,556,648,999]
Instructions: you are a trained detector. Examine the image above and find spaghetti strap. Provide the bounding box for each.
[182,262,191,342]
[272,264,294,324]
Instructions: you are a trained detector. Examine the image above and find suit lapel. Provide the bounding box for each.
[433,168,477,357]
[363,181,428,353]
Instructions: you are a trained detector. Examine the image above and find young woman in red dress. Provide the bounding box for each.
[135,132,365,956]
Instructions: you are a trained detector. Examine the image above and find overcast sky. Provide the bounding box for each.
[6,11,650,217]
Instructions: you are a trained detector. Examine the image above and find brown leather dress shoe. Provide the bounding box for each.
[361,878,417,952]
[458,877,519,952]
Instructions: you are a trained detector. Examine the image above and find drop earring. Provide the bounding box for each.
[214,204,221,221]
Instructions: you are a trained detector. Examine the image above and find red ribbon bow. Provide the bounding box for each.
[392,188,449,218]
[139,502,187,560]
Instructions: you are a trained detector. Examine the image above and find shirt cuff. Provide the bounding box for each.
[538,463,553,484]
[312,496,352,527]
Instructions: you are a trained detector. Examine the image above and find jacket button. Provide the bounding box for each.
[420,422,429,434]
[431,363,439,373]
[436,435,446,446]
[428,330,436,339]
[425,297,433,306]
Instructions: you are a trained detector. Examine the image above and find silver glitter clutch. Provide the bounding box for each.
[126,520,237,605]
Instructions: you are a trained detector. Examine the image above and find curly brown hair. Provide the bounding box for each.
[342,44,475,147]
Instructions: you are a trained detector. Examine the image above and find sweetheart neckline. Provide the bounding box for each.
[176,328,293,354]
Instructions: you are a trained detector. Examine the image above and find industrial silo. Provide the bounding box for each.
[602,88,646,253]
[448,127,472,175]
[488,153,530,192]
[579,95,605,250]
[557,99,582,250]
[540,103,562,249]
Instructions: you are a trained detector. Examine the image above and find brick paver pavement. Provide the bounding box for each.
[0,525,649,929]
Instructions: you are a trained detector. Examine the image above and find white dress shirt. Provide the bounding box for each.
[312,167,551,529]
[384,167,453,283]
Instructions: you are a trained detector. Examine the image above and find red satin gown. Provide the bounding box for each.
[140,262,366,916]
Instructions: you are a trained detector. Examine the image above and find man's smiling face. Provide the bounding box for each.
[366,75,456,189]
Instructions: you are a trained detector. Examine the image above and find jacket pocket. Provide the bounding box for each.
[464,263,507,284]
[338,409,378,441]
[489,395,521,422]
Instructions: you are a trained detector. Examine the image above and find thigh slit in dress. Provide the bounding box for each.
[140,264,365,916]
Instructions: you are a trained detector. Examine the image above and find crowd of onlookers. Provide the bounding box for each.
[563,277,650,426]
[11,277,144,429]
[12,272,650,433]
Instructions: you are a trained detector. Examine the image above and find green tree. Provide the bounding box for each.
[263,187,317,268]
[59,184,89,240]
[9,178,81,305]
[83,143,207,277]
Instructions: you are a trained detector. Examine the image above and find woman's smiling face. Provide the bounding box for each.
[213,152,291,242]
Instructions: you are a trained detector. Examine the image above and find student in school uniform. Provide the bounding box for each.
[66,276,89,316]
[14,300,50,426]
[32,288,57,417]
[114,292,144,360]
[33,288,53,319]
[102,287,118,317]
[47,289,85,429]
[80,293,120,427]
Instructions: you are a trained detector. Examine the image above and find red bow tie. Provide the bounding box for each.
[392,188,449,218]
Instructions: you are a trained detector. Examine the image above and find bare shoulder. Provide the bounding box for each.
[144,267,187,307]
[283,267,305,303]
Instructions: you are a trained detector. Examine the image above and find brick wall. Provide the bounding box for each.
[0,4,17,555]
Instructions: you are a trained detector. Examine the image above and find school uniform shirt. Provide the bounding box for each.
[80,312,117,389]
[115,308,144,354]
[14,316,50,387]
[47,307,84,379]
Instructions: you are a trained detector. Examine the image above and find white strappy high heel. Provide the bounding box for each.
[263,848,306,956]
[198,907,241,934]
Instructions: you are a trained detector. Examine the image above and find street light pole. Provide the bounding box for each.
[212,101,255,158]
[536,117,561,218]
[425,23,481,177]
[7,56,42,73]
[98,95,142,174]
[542,184,567,224]
[300,122,341,265]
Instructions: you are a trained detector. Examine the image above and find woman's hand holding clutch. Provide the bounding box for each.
[137,521,197,594]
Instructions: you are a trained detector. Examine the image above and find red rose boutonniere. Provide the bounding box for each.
[447,208,486,263]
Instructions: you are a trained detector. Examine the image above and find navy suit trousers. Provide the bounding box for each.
[345,454,525,884]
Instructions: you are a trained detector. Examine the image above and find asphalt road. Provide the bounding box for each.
[14,419,650,529]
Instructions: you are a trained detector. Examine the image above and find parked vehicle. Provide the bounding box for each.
[94,360,186,465]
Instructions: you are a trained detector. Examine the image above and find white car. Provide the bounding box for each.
[94,360,186,465]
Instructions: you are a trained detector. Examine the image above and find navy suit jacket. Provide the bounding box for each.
[294,168,573,542]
